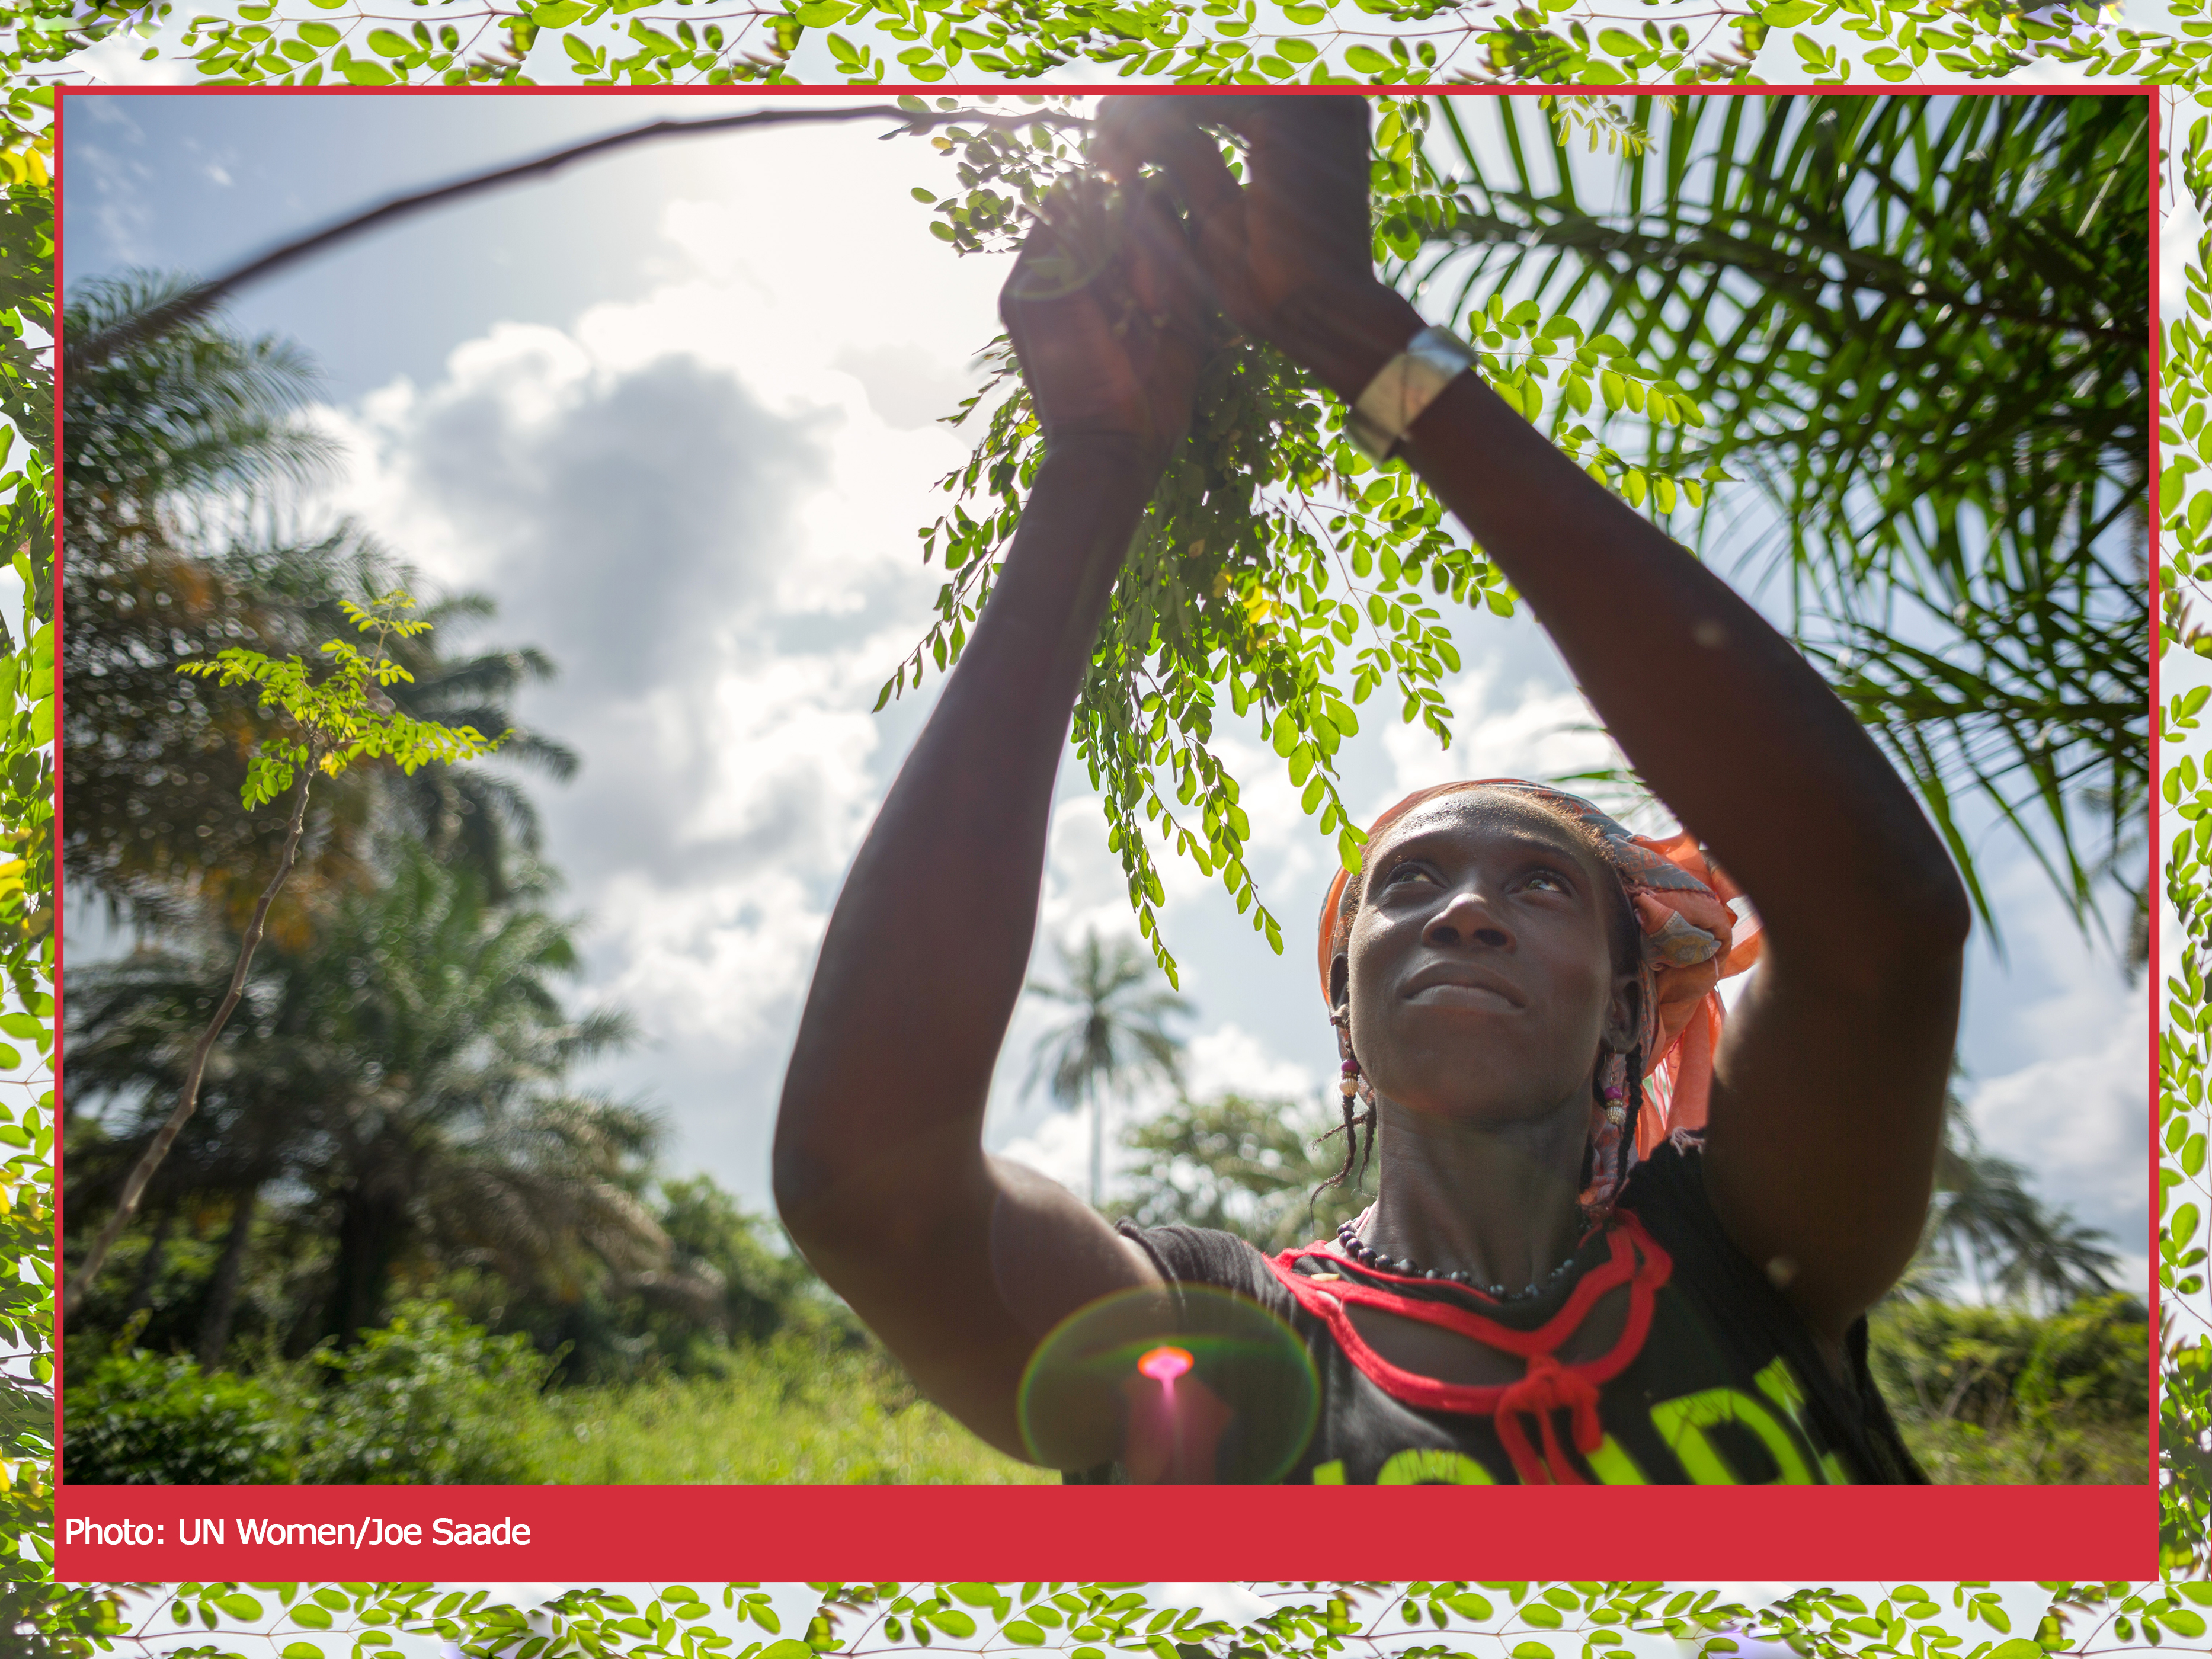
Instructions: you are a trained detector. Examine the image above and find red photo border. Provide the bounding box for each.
[47,78,2163,1584]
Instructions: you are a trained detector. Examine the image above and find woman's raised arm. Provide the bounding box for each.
[1110,95,1971,1353]
[772,193,1210,1458]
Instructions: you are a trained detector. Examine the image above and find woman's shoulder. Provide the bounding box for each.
[1113,1218,1278,1288]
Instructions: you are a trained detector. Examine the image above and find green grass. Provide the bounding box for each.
[510,1344,1057,1484]
[1896,1417,2149,1484]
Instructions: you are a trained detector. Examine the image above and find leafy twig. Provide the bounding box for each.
[61,593,508,1314]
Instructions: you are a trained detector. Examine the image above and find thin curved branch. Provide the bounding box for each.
[66,103,1091,373]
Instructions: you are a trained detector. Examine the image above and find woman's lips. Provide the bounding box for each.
[1405,981,1520,1011]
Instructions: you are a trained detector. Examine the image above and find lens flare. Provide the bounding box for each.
[1016,1283,1317,1482]
[1137,1344,1193,1382]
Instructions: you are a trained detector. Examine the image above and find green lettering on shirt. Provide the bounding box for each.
[1650,1386,1816,1484]
[1584,1433,1649,1484]
[1752,1355,1849,1484]
[1310,1459,1347,1484]
[1377,1447,1496,1484]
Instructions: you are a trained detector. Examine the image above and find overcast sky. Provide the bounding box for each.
[62,90,2149,1291]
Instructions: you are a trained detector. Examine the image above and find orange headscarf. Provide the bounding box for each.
[1315,780,1762,1176]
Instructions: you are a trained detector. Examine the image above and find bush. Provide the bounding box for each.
[421,1178,858,1385]
[63,1349,294,1484]
[1871,1292,2147,1426]
[292,1299,555,1484]
[1870,1291,2149,1482]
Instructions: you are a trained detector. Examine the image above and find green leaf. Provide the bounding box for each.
[291,1607,335,1631]
[364,27,413,55]
[282,1646,325,1659]
[1004,1624,1047,1645]
[341,59,398,82]
[296,21,340,43]
[1343,44,1391,72]
[931,1613,978,1639]
[1760,0,1822,23]
[217,1595,265,1622]
[532,0,593,23]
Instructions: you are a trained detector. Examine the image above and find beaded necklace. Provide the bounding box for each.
[1334,1218,1582,1302]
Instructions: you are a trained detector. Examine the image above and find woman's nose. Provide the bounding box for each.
[1425,888,1513,950]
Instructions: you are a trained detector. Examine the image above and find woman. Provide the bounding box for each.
[774,96,1967,1484]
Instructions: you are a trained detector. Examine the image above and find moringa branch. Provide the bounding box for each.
[65,101,1091,373]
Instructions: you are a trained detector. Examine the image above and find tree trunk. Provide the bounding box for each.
[194,1181,261,1369]
[121,1203,176,1320]
[326,1183,406,1347]
[63,757,319,1317]
[1090,1094,1104,1210]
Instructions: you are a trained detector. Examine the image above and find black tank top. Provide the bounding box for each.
[1067,1136,1923,1484]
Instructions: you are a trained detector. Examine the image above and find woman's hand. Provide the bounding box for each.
[1001,178,1208,481]
[1095,95,1422,401]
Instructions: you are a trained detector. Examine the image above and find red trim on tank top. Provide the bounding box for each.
[1263,1211,1675,1481]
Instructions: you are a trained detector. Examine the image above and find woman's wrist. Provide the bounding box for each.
[1035,429,1170,507]
[1276,281,1430,404]
[1014,435,1163,583]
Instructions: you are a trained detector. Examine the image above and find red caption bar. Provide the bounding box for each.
[56,1482,2154,1580]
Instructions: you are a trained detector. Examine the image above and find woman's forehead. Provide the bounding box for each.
[1372,789,1591,863]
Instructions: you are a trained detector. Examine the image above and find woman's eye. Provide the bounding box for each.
[1525,869,1568,892]
[1385,863,1435,888]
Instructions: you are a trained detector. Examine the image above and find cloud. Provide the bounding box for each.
[1965,988,2148,1272]
[315,256,991,1201]
[831,341,986,431]
[365,327,827,682]
[1378,614,1641,822]
[1958,845,2150,1276]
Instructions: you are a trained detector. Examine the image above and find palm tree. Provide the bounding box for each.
[1407,94,2147,948]
[64,841,665,1354]
[1020,928,1192,1209]
[62,272,575,930]
[293,844,665,1343]
[372,589,577,904]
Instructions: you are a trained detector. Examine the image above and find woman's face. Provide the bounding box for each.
[1340,791,1638,1127]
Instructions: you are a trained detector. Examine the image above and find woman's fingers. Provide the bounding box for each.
[1095,98,1254,319]
[1126,178,1209,334]
[1097,97,1245,217]
[1094,94,1380,357]
[998,178,1203,469]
